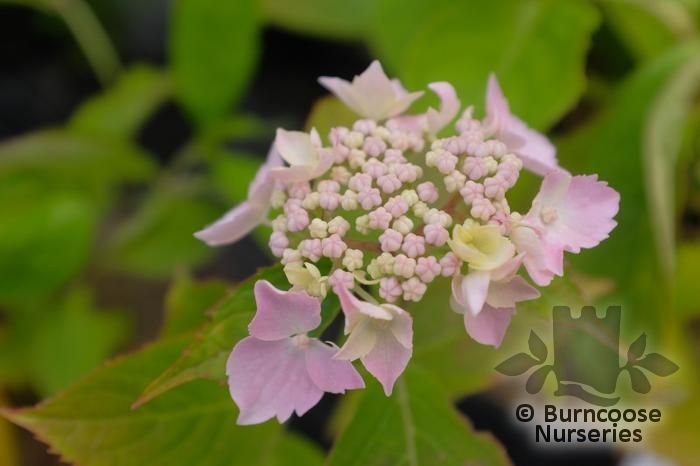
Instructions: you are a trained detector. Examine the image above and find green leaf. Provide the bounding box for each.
[372,0,599,129]
[28,288,129,396]
[3,337,323,466]
[134,266,286,407]
[495,353,540,376]
[326,368,510,466]
[675,242,700,316]
[260,0,373,40]
[162,272,228,337]
[627,333,647,362]
[601,0,694,61]
[643,54,700,279]
[557,40,700,336]
[527,330,547,362]
[0,176,99,301]
[636,352,679,376]
[171,0,260,124]
[0,130,155,191]
[628,366,652,394]
[305,96,359,140]
[104,181,220,278]
[208,150,266,203]
[525,365,552,394]
[70,65,171,139]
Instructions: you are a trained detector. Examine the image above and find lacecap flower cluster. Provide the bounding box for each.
[196,61,620,425]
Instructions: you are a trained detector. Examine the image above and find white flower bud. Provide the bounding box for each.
[392,216,414,235]
[270,190,287,209]
[309,218,328,238]
[302,192,320,210]
[341,190,359,210]
[342,249,364,271]
[355,215,370,234]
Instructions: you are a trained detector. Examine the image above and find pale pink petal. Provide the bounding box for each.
[361,332,412,396]
[336,285,392,334]
[490,253,525,282]
[334,318,377,360]
[269,164,317,183]
[487,276,540,309]
[194,201,265,246]
[532,171,620,253]
[248,147,283,204]
[387,307,413,349]
[425,82,460,136]
[306,339,365,393]
[318,76,362,112]
[275,129,318,166]
[227,337,322,425]
[464,304,514,347]
[460,270,491,315]
[510,226,562,286]
[248,280,321,341]
[485,74,558,176]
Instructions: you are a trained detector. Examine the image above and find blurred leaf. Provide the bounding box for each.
[525,365,552,394]
[260,0,372,40]
[410,277,498,396]
[557,40,700,336]
[0,130,155,192]
[326,367,509,466]
[636,352,679,376]
[70,65,171,139]
[3,337,323,466]
[28,288,129,396]
[674,242,700,316]
[305,96,358,140]
[0,393,18,466]
[134,266,286,407]
[208,150,264,203]
[162,272,228,337]
[372,0,599,129]
[627,366,651,393]
[105,181,220,278]
[171,0,260,124]
[528,330,547,362]
[0,176,99,301]
[601,0,694,61]
[648,392,700,463]
[495,353,540,376]
[627,333,647,362]
[644,54,700,279]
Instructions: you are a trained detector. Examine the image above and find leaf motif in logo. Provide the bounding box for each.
[495,353,539,376]
[626,333,646,362]
[636,353,679,377]
[628,367,651,394]
[525,365,552,394]
[528,331,547,363]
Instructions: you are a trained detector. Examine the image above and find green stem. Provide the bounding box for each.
[354,286,378,304]
[50,0,121,85]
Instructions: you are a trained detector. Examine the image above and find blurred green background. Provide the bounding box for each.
[0,0,699,465]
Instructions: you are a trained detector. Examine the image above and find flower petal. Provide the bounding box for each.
[361,331,412,396]
[485,74,558,176]
[487,276,540,309]
[531,171,620,253]
[306,339,365,393]
[336,285,393,334]
[194,201,265,246]
[227,337,322,425]
[248,280,321,341]
[275,129,318,167]
[460,269,491,315]
[425,81,460,136]
[386,306,413,349]
[464,304,514,347]
[510,226,562,286]
[334,318,377,360]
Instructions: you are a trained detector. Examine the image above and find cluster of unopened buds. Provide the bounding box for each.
[196,61,620,425]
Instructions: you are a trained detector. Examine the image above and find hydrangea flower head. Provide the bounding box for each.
[199,61,620,424]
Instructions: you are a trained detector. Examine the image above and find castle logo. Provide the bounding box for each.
[496,306,679,407]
